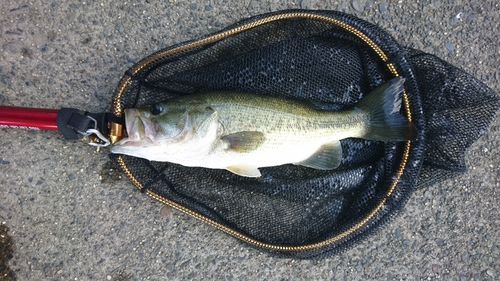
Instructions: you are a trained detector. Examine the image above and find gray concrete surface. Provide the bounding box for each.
[1,0,499,280]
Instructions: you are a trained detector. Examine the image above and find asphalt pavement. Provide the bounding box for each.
[1,0,499,280]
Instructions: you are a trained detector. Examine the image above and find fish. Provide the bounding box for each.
[110,77,417,177]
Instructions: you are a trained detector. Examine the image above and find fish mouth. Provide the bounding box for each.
[114,108,158,146]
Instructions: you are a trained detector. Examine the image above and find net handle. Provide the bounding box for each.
[0,106,59,130]
[0,106,114,147]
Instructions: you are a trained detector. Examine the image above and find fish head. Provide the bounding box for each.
[127,102,190,142]
[110,100,221,162]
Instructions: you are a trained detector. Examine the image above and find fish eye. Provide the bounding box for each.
[150,104,162,115]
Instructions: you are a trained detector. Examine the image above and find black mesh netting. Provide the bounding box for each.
[110,10,499,258]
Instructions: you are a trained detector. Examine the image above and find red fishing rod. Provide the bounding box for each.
[0,106,123,146]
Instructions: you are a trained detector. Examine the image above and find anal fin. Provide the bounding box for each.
[226,165,261,177]
[295,140,343,170]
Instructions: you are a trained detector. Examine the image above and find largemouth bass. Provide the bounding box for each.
[111,77,417,177]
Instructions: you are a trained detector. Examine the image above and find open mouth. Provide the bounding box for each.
[124,108,145,142]
[113,109,157,146]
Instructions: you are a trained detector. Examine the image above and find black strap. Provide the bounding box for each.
[105,113,125,124]
[56,108,124,140]
[56,108,90,140]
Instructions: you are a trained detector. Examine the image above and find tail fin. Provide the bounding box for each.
[356,77,418,141]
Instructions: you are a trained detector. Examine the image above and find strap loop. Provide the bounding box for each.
[56,108,124,147]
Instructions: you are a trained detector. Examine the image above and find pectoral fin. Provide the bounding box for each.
[226,165,261,177]
[222,131,266,153]
[295,140,343,170]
